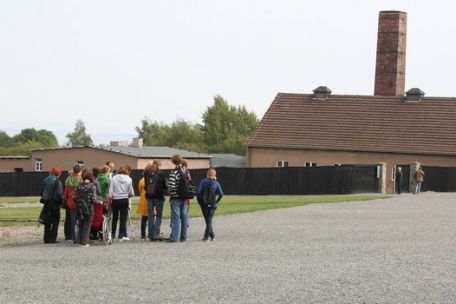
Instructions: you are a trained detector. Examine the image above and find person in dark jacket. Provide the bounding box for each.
[39,166,63,244]
[197,168,224,241]
[167,154,187,242]
[145,160,167,241]
[396,166,403,194]
[73,170,100,247]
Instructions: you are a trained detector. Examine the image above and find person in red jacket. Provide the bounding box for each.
[64,165,83,243]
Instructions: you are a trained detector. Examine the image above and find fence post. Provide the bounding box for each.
[410,161,421,193]
[377,162,386,194]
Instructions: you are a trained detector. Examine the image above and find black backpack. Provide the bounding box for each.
[73,183,95,220]
[177,168,196,199]
[146,173,158,196]
[202,182,217,206]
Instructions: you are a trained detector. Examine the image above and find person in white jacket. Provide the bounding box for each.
[109,165,134,241]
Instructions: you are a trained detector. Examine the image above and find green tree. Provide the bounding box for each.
[12,128,58,147]
[202,95,259,155]
[0,131,13,147]
[66,120,93,147]
[136,118,205,152]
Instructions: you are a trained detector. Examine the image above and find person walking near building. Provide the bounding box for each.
[167,155,188,243]
[197,168,223,241]
[109,164,134,241]
[145,160,167,241]
[413,166,425,194]
[64,165,83,242]
[396,166,403,194]
[73,170,100,247]
[39,166,63,244]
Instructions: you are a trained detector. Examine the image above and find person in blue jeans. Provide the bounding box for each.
[167,154,188,242]
[197,168,224,241]
[144,160,167,241]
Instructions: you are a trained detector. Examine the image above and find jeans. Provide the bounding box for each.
[200,203,217,239]
[69,209,77,244]
[140,216,148,239]
[169,198,188,242]
[112,198,129,239]
[415,181,422,194]
[148,198,164,239]
[64,208,71,240]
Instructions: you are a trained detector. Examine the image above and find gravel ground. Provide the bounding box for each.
[1,193,456,304]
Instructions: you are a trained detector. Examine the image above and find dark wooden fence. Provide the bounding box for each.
[0,165,380,196]
[421,166,456,192]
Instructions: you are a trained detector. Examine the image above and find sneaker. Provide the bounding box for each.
[201,237,209,241]
[120,237,130,241]
[79,244,90,248]
[165,239,177,243]
[210,238,215,242]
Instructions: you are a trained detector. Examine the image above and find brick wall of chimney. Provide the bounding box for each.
[374,11,407,96]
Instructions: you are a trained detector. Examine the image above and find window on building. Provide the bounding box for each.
[35,159,43,171]
[14,168,23,172]
[276,160,288,167]
[305,162,317,167]
[77,160,84,167]
[333,163,342,167]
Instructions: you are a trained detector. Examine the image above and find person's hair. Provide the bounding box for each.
[92,167,99,178]
[117,165,130,175]
[99,165,110,174]
[207,168,217,180]
[181,159,188,168]
[73,165,83,174]
[171,154,182,166]
[152,159,162,167]
[50,166,62,177]
[82,169,95,182]
[144,164,154,174]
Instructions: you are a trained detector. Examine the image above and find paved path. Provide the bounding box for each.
[1,193,456,303]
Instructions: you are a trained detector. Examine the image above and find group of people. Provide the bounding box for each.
[395,166,425,195]
[39,155,224,246]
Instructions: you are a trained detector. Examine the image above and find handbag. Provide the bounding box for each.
[38,206,52,225]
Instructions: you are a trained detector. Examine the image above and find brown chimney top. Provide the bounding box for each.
[374,10,407,96]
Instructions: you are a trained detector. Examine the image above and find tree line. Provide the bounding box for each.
[0,95,259,156]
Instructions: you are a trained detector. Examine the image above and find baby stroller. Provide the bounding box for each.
[90,200,113,245]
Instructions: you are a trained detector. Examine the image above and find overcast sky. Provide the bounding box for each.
[1,1,455,145]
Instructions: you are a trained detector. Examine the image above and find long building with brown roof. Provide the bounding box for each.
[246,11,456,193]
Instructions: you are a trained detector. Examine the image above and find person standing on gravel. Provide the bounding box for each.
[64,165,83,242]
[39,166,63,244]
[73,170,100,247]
[167,155,187,243]
[396,166,403,194]
[109,165,134,241]
[197,168,224,241]
[413,166,425,194]
[145,160,167,241]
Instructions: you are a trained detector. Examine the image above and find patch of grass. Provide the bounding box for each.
[0,197,40,204]
[0,194,390,226]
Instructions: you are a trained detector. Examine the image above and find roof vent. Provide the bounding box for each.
[405,88,425,102]
[312,86,332,100]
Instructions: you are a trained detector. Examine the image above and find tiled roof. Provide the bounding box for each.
[99,146,211,158]
[247,93,456,156]
[210,154,246,168]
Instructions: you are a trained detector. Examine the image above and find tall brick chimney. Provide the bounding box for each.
[374,11,407,96]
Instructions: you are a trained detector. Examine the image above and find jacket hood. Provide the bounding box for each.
[114,174,131,184]
[66,175,82,188]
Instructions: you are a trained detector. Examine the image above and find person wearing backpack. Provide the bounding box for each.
[73,170,100,247]
[145,160,167,241]
[39,166,64,244]
[167,154,188,242]
[63,165,83,243]
[197,168,224,241]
